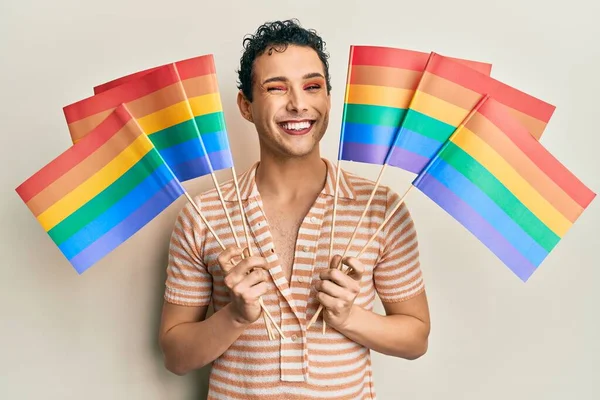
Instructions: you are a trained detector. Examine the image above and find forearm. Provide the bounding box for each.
[161,303,247,375]
[334,305,429,360]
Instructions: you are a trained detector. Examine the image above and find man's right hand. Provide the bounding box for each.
[217,246,270,326]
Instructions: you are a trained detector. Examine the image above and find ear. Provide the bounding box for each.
[237,90,253,123]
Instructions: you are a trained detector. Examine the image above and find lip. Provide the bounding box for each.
[277,119,315,136]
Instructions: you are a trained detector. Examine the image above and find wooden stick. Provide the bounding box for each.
[230,165,275,337]
[323,161,342,334]
[322,163,385,333]
[183,191,284,339]
[333,164,387,272]
[307,184,414,330]
[209,172,241,249]
[168,71,278,338]
[231,166,253,255]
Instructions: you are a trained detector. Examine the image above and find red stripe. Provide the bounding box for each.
[350,45,492,75]
[64,64,179,122]
[93,67,160,95]
[351,45,429,71]
[478,98,595,208]
[93,54,216,95]
[428,53,555,122]
[16,105,132,203]
[175,54,216,80]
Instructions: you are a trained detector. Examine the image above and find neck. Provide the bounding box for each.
[255,148,327,201]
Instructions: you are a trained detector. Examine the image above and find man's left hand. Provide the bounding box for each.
[314,255,365,330]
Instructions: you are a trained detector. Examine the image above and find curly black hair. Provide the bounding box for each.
[236,19,332,102]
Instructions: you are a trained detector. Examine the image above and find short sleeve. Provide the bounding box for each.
[373,186,425,303]
[164,201,213,307]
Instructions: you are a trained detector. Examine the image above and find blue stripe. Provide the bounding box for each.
[60,163,178,259]
[393,128,444,158]
[202,130,231,154]
[69,178,184,274]
[420,158,549,266]
[159,138,207,167]
[341,122,399,147]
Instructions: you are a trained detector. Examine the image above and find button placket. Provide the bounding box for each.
[293,196,327,324]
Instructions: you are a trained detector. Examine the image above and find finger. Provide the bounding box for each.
[245,281,270,300]
[320,268,355,289]
[233,268,269,293]
[329,255,344,270]
[319,268,360,297]
[316,291,344,312]
[217,246,244,273]
[341,257,365,281]
[314,278,348,299]
[224,256,268,289]
[242,247,251,259]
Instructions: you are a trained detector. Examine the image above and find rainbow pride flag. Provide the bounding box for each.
[338,45,492,165]
[92,54,234,172]
[63,63,213,182]
[412,96,595,281]
[385,52,556,174]
[16,104,185,274]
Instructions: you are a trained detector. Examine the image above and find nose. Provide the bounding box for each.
[286,86,309,113]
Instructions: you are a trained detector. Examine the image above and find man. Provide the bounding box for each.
[159,19,430,399]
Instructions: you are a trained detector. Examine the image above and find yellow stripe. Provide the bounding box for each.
[137,100,193,135]
[189,93,223,117]
[36,135,154,231]
[411,90,469,127]
[344,84,413,109]
[453,128,571,237]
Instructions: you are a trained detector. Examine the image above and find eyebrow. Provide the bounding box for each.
[262,72,325,85]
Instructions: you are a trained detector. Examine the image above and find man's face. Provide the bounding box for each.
[240,45,331,159]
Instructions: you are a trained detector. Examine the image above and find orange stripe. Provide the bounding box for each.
[466,112,583,222]
[26,119,142,216]
[349,65,421,90]
[68,109,114,143]
[125,82,187,117]
[182,74,219,98]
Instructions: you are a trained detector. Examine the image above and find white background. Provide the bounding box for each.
[1,0,598,398]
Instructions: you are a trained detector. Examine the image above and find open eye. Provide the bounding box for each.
[304,83,322,91]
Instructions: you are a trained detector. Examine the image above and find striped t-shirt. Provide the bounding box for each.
[164,158,425,400]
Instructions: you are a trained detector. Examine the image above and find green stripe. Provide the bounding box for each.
[149,119,199,151]
[402,109,456,142]
[439,142,560,251]
[47,151,164,245]
[195,112,226,134]
[343,104,407,127]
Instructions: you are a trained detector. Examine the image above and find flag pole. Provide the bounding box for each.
[327,53,433,273]
[308,94,491,331]
[323,46,355,334]
[307,183,414,330]
[230,164,274,339]
[174,65,277,337]
[174,64,241,248]
[182,191,285,339]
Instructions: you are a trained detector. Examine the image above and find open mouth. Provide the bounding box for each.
[278,120,315,136]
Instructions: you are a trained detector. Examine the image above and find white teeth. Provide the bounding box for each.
[282,121,311,130]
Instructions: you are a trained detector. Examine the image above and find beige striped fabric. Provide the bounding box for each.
[164,158,425,399]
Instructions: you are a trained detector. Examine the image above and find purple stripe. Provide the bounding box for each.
[207,149,234,171]
[69,179,184,274]
[386,147,429,174]
[171,156,212,181]
[415,173,537,282]
[340,142,389,164]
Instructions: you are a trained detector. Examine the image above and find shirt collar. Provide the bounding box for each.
[221,158,356,201]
